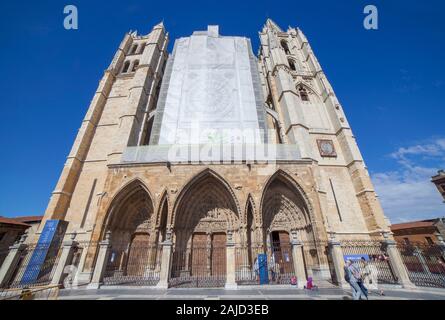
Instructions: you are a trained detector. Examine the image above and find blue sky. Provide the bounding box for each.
[0,0,444,222]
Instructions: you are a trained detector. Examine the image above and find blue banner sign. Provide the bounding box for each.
[343,254,370,262]
[20,219,67,285]
[258,253,269,285]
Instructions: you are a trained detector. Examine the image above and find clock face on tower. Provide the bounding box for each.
[317,139,337,157]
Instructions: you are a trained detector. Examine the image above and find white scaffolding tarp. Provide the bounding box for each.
[149,26,268,146]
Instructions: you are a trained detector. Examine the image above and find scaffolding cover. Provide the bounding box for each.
[149,26,268,146]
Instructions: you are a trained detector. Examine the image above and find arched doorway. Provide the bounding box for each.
[170,170,240,287]
[101,181,161,285]
[261,172,317,283]
[126,232,150,276]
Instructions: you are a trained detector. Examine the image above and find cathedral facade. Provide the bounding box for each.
[19,20,407,289]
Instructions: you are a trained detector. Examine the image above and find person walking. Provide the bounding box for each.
[253,257,259,283]
[361,257,384,296]
[344,259,366,300]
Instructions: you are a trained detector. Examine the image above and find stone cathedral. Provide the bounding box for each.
[18,20,405,289]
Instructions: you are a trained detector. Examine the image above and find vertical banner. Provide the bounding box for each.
[20,219,68,285]
[258,253,269,285]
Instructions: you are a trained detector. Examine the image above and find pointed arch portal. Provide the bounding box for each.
[87,171,326,288]
[170,170,240,287]
[101,180,163,286]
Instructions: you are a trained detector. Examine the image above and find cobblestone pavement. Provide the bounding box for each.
[57,285,445,300]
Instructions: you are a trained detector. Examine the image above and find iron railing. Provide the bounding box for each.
[4,243,63,289]
[170,244,226,288]
[341,240,398,285]
[235,242,296,285]
[1,238,443,290]
[397,242,445,288]
[103,242,162,286]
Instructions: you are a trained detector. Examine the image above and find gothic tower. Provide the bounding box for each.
[39,23,168,231]
[258,19,390,235]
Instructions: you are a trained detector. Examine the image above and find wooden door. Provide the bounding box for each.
[191,233,208,276]
[211,233,226,276]
[277,231,293,273]
[127,233,150,276]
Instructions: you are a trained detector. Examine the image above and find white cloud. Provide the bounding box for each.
[371,138,445,224]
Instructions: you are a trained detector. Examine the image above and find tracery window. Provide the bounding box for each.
[281,40,290,55]
[122,60,131,73]
[130,44,138,55]
[132,60,139,72]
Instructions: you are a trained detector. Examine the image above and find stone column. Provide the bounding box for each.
[328,236,348,288]
[435,232,445,260]
[290,231,306,288]
[87,231,111,289]
[51,233,78,286]
[383,234,415,289]
[0,235,27,288]
[156,232,173,289]
[225,231,237,289]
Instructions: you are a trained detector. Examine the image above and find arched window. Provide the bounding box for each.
[142,117,154,145]
[139,43,145,55]
[298,86,309,102]
[132,60,139,72]
[281,40,290,55]
[288,59,296,71]
[122,60,131,73]
[273,119,283,144]
[130,44,138,55]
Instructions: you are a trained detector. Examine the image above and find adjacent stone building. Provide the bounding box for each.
[0,216,43,267]
[12,20,408,289]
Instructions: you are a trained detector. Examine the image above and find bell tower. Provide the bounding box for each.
[258,19,390,235]
[38,23,168,238]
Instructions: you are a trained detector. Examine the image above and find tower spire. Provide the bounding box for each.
[265,18,283,32]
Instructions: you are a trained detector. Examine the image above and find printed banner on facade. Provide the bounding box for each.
[20,219,67,285]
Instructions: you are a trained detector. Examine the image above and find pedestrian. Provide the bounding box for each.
[344,259,366,300]
[269,255,276,282]
[361,257,384,296]
[304,277,318,290]
[253,257,259,283]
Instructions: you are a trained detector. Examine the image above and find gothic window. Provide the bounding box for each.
[155,81,161,101]
[142,117,154,145]
[298,86,309,102]
[122,60,131,73]
[288,59,296,71]
[139,43,145,55]
[281,40,290,55]
[161,59,167,73]
[130,44,138,55]
[273,119,283,144]
[132,60,139,72]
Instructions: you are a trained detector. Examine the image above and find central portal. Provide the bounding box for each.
[170,170,239,287]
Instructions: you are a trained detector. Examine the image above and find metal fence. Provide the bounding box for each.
[4,243,63,289]
[2,238,444,291]
[103,242,162,286]
[397,242,445,288]
[235,242,295,285]
[170,244,226,288]
[341,240,398,285]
